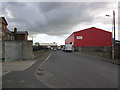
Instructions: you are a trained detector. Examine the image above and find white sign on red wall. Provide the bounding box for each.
[76,36,83,39]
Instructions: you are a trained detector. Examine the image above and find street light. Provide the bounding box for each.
[106,10,116,59]
[113,10,116,42]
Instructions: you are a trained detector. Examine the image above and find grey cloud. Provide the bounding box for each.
[87,2,109,10]
[38,2,63,13]
[2,2,110,36]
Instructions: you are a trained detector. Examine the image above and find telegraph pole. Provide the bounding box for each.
[106,10,116,59]
[113,10,115,59]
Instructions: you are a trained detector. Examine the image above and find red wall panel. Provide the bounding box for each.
[65,33,74,45]
[66,27,112,47]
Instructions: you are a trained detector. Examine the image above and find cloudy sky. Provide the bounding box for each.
[1,1,118,45]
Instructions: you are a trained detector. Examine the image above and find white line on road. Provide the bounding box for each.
[35,52,52,75]
[34,52,53,88]
[39,52,52,68]
[19,80,25,83]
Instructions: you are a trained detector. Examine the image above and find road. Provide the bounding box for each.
[2,50,118,88]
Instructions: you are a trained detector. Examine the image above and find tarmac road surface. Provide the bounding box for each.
[2,50,118,88]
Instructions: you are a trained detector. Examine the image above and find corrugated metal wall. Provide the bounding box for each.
[65,27,112,59]
[65,32,74,45]
[65,27,112,47]
[74,27,112,47]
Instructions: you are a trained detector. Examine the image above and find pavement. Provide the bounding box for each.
[2,60,36,76]
[2,50,51,88]
[2,49,49,76]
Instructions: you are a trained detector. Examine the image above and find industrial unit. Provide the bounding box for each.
[65,27,112,53]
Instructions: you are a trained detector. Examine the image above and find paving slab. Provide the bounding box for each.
[2,60,36,76]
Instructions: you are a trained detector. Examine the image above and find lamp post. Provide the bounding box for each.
[113,10,116,59]
[113,10,116,43]
[106,10,116,59]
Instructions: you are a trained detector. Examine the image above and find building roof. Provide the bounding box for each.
[0,17,8,25]
[39,43,57,46]
[11,31,28,35]
[74,27,111,33]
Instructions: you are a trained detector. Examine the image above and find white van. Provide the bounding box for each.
[65,44,72,52]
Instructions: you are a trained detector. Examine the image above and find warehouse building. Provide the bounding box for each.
[65,27,112,58]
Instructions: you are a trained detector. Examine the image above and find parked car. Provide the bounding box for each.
[53,48,57,51]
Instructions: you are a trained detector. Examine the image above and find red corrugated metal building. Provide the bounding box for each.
[65,27,112,47]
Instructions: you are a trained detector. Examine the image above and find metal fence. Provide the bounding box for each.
[115,43,120,59]
[74,47,112,59]
[33,46,49,51]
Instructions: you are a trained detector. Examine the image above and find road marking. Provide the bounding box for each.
[39,52,52,67]
[8,80,12,83]
[19,80,24,83]
[34,52,54,88]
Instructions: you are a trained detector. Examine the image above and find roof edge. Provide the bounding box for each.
[1,17,8,25]
[74,27,112,33]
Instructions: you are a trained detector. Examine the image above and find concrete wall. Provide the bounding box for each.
[2,40,33,62]
[0,42,1,89]
[22,41,33,60]
[0,25,2,62]
[4,41,22,62]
